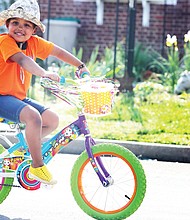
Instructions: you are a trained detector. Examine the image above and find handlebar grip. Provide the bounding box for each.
[76,69,90,79]
[60,76,66,85]
[59,76,80,86]
[79,72,90,79]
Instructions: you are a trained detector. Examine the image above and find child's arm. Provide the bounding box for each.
[50,45,90,75]
[9,52,60,82]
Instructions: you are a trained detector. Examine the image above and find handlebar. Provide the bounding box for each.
[40,76,82,108]
[40,76,116,94]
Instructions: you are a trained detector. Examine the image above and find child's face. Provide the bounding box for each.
[7,18,36,42]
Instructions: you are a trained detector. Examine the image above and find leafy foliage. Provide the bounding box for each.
[133,81,169,103]
[86,92,190,145]
[133,42,161,82]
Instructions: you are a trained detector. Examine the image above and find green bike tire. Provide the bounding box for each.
[70,143,146,220]
[0,144,14,204]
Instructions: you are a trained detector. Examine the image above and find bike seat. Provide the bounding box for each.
[0,117,16,125]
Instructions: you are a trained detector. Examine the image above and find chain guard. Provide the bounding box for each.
[16,159,41,190]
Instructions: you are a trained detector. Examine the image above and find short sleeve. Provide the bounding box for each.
[29,35,54,60]
[0,36,21,62]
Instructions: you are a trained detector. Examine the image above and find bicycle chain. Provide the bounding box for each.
[0,183,21,188]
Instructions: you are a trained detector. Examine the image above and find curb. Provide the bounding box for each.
[60,138,190,163]
[2,135,190,163]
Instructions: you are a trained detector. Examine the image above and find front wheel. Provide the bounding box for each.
[71,143,146,220]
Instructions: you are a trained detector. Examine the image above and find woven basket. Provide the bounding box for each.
[80,82,115,116]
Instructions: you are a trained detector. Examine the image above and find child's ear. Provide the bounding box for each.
[33,27,38,34]
[5,20,10,29]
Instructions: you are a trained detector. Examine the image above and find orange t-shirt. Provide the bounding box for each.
[0,34,54,100]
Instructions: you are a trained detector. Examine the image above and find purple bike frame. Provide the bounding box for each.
[41,113,111,187]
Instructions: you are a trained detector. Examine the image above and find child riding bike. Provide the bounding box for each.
[0,0,90,185]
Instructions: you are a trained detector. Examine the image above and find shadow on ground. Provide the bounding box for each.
[0,215,30,220]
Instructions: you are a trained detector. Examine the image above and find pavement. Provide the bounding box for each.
[1,123,190,163]
[1,155,190,220]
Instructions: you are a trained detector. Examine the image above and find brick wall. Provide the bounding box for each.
[38,0,189,61]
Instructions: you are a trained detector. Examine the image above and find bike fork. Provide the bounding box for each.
[85,136,114,187]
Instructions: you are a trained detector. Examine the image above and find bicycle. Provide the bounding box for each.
[0,77,146,220]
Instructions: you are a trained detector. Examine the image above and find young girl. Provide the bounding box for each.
[0,0,90,185]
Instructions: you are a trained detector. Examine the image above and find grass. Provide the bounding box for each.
[43,94,190,146]
[31,83,190,146]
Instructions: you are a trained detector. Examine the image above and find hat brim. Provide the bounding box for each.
[0,9,45,33]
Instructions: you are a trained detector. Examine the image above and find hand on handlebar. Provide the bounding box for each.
[75,64,90,79]
[43,71,61,82]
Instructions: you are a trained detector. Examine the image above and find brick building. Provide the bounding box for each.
[38,0,190,61]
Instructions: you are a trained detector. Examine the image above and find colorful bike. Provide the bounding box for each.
[0,77,146,219]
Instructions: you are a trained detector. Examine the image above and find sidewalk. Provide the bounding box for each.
[1,156,190,220]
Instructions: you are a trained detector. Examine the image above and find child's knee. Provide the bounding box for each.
[21,106,42,126]
[42,110,59,130]
[50,113,59,130]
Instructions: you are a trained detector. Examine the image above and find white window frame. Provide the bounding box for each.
[74,0,177,26]
[74,0,177,5]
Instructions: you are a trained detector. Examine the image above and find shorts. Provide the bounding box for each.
[0,95,48,123]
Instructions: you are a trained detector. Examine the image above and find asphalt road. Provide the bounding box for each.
[0,154,190,220]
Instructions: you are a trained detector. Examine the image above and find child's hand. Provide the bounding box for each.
[43,71,60,82]
[75,63,90,79]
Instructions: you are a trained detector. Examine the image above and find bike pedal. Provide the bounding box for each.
[41,183,54,190]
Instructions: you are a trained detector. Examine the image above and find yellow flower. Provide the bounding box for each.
[166,34,178,47]
[173,35,177,47]
[174,46,178,52]
[184,30,190,43]
[166,34,172,47]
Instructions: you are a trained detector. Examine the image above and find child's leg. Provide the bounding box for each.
[22,98,59,138]
[20,105,57,185]
[0,95,56,184]
[19,105,44,168]
[41,109,59,138]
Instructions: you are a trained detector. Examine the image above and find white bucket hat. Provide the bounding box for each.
[0,0,45,33]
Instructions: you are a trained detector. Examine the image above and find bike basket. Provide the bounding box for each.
[80,82,115,116]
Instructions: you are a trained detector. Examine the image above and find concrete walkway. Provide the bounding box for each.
[1,155,190,220]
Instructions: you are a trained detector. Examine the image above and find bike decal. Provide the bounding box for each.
[43,124,80,160]
[83,119,90,133]
[3,157,24,170]
[89,158,98,172]
[100,105,111,114]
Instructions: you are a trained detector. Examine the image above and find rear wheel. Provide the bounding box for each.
[0,144,14,204]
[71,143,146,220]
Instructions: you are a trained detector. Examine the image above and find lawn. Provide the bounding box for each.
[44,92,190,146]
